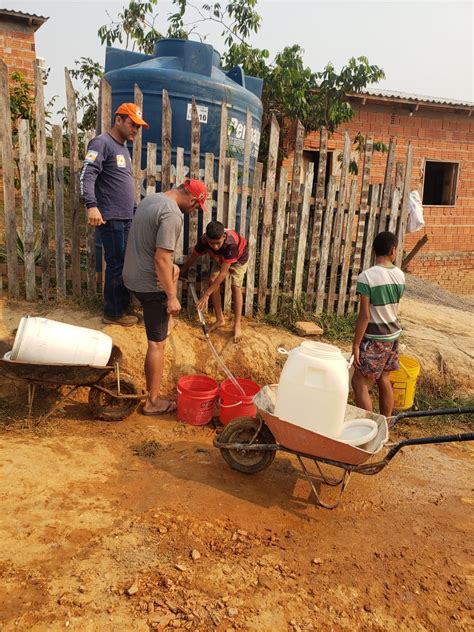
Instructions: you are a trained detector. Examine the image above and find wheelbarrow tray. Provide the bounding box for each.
[0,344,122,387]
[254,385,388,466]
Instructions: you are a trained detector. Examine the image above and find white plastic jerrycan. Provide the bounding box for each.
[274,341,353,439]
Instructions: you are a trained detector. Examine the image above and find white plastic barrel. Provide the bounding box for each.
[274,341,351,439]
[10,316,113,367]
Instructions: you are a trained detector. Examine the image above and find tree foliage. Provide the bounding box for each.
[73,0,386,151]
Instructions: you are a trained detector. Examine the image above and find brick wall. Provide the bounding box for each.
[0,19,37,83]
[283,101,474,296]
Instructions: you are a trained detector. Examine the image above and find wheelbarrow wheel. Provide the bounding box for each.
[88,373,140,421]
[219,416,276,474]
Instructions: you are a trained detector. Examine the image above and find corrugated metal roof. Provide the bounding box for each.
[357,88,473,108]
[0,8,48,24]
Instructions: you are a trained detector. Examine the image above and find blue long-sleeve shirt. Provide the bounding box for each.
[80,132,136,220]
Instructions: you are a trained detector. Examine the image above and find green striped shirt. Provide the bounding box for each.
[356,265,405,341]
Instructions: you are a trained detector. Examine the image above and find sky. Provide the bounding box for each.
[6,0,474,110]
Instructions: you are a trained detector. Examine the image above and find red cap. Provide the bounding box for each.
[115,103,149,128]
[183,179,208,211]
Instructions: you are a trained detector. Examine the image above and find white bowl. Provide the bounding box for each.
[338,418,378,447]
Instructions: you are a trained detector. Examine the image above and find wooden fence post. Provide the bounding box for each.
[378,137,396,232]
[65,68,82,297]
[83,130,97,297]
[306,127,328,307]
[224,158,239,312]
[337,180,358,315]
[245,163,263,318]
[18,119,36,301]
[201,152,214,290]
[362,184,380,271]
[348,137,373,311]
[35,59,49,301]
[188,98,201,307]
[269,167,289,314]
[283,120,305,294]
[0,59,19,297]
[258,114,280,312]
[327,131,351,312]
[315,177,337,313]
[52,125,66,298]
[146,143,157,195]
[239,109,252,237]
[396,143,413,267]
[293,164,315,302]
[133,84,143,204]
[217,102,228,223]
[100,77,112,134]
[161,89,172,192]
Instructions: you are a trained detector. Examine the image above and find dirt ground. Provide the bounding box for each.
[0,291,473,631]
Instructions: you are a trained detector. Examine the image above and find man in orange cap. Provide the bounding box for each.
[123,179,206,416]
[80,103,149,326]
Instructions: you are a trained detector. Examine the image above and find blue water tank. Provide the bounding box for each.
[104,39,263,177]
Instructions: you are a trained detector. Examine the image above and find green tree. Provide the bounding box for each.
[74,0,385,156]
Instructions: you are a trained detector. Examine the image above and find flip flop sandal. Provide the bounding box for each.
[141,401,177,416]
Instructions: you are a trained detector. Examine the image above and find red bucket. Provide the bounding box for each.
[219,378,261,425]
[177,375,219,426]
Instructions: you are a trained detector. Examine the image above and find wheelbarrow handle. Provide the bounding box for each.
[391,405,474,425]
[384,430,474,463]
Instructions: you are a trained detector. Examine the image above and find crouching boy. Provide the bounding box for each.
[180,221,249,343]
[351,231,405,417]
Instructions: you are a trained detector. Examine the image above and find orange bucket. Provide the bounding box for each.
[177,375,218,425]
[219,378,260,425]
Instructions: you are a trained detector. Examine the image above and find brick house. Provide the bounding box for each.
[283,90,474,295]
[0,7,47,83]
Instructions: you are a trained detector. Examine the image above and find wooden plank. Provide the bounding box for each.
[52,125,66,298]
[216,102,228,222]
[187,98,201,308]
[0,59,19,297]
[132,84,143,204]
[378,137,396,232]
[362,184,380,271]
[245,162,263,318]
[337,180,359,316]
[83,129,97,297]
[257,114,280,312]
[146,142,157,195]
[100,77,112,133]
[18,119,36,301]
[315,177,337,313]
[283,120,305,294]
[327,131,351,312]
[239,109,252,237]
[65,68,81,297]
[348,137,374,311]
[269,167,289,314]
[35,59,49,301]
[306,127,328,307]
[201,152,215,290]
[402,233,428,271]
[396,143,414,267]
[224,158,239,312]
[175,146,185,185]
[388,184,401,234]
[161,89,172,192]
[293,164,314,301]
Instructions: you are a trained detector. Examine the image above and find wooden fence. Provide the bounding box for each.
[0,58,413,316]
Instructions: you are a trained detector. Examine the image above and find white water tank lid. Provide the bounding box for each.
[299,340,342,358]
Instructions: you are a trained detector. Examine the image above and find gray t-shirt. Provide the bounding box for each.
[123,193,183,293]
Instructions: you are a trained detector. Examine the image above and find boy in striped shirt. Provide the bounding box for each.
[352,231,405,416]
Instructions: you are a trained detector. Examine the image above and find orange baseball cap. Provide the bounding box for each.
[115,103,149,128]
[183,179,208,211]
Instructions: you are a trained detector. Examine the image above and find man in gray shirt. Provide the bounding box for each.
[123,179,207,415]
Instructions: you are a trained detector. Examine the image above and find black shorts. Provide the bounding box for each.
[134,291,169,342]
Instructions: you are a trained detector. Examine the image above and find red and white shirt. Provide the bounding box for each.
[194,229,248,266]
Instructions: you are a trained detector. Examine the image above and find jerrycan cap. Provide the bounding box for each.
[299,341,342,359]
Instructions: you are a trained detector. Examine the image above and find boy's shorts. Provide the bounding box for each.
[134,291,169,342]
[358,338,400,380]
[211,260,249,288]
